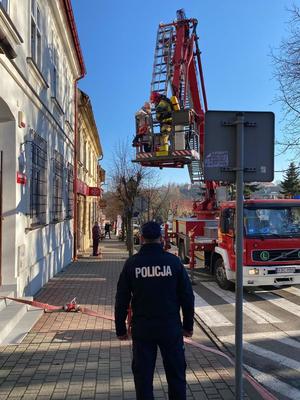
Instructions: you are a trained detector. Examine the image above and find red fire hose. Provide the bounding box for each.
[0,296,277,400]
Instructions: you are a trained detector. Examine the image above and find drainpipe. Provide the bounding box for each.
[62,0,86,260]
[73,78,84,260]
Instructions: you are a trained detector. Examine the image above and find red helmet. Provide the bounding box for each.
[150,91,161,104]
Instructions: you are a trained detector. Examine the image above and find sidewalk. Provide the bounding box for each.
[0,238,246,400]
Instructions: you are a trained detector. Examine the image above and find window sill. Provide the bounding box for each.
[65,119,74,132]
[26,223,48,233]
[51,96,64,115]
[51,218,64,224]
[26,57,49,88]
[0,5,23,46]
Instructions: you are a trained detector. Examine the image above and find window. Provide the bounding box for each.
[244,207,300,237]
[66,163,74,219]
[52,48,59,99]
[31,0,42,69]
[83,140,87,169]
[30,134,47,226]
[88,146,91,174]
[52,151,63,222]
[0,0,8,12]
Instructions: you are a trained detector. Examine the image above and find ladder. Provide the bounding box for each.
[150,25,175,96]
[185,83,203,183]
[188,160,204,184]
[187,123,204,183]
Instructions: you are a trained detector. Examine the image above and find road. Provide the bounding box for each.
[190,267,300,400]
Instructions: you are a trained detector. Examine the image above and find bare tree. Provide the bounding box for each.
[273,5,300,157]
[102,191,123,225]
[138,173,171,223]
[109,141,151,256]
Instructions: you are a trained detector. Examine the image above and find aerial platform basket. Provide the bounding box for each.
[132,108,202,171]
[132,148,200,169]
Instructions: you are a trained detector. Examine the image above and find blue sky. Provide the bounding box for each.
[72,0,295,185]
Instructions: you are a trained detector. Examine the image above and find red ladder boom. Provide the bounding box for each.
[132,9,218,211]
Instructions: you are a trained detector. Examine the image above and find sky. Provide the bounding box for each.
[72,0,296,185]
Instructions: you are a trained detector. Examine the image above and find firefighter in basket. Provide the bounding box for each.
[132,102,152,152]
[150,91,180,152]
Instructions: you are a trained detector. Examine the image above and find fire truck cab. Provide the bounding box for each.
[206,199,300,289]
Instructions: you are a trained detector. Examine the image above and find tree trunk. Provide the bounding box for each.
[121,217,125,241]
[126,213,134,257]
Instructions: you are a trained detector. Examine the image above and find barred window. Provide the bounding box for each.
[66,163,73,219]
[52,151,63,222]
[30,134,47,226]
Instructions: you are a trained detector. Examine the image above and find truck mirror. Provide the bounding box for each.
[221,210,230,233]
[221,218,229,234]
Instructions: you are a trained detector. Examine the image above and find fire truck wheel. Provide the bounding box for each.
[215,258,233,290]
[178,241,189,264]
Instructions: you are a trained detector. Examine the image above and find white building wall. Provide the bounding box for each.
[0,0,82,295]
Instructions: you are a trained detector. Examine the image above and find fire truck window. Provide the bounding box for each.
[244,209,261,235]
[244,207,300,236]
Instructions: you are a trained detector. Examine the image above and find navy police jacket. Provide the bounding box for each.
[115,243,194,339]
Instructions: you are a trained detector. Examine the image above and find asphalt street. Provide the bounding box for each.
[191,267,300,400]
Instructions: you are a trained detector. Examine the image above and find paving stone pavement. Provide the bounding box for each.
[0,238,252,399]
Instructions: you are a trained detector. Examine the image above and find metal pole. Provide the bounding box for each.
[235,113,244,400]
[0,151,2,286]
[189,234,195,285]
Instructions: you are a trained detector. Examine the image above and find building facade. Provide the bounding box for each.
[76,89,104,254]
[0,0,85,295]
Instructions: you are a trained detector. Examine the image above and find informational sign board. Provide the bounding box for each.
[88,187,101,196]
[204,111,274,182]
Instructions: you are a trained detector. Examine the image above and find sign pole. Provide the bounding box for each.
[235,112,244,399]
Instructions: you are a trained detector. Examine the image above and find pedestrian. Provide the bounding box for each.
[115,221,194,400]
[104,222,111,239]
[92,221,101,256]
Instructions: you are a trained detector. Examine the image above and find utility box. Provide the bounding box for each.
[172,110,191,125]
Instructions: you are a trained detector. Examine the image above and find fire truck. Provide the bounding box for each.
[133,10,300,289]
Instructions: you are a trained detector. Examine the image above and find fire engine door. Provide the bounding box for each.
[221,208,236,271]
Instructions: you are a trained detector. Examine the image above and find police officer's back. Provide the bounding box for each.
[115,221,194,400]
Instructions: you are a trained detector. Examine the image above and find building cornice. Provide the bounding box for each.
[48,1,84,79]
[61,0,86,77]
[78,89,103,157]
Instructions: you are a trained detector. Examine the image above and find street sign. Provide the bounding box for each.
[204,110,274,400]
[88,187,101,196]
[204,111,274,182]
[16,172,26,184]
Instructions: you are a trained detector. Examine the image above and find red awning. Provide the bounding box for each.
[76,180,102,197]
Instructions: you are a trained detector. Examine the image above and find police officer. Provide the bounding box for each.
[115,221,194,400]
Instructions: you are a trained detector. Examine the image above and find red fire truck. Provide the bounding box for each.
[133,10,300,289]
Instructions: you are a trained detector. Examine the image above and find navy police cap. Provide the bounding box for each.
[141,221,161,239]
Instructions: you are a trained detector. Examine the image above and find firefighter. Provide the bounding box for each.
[115,221,194,400]
[133,102,152,152]
[150,91,173,151]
